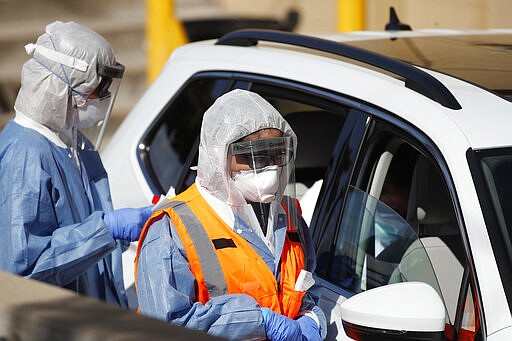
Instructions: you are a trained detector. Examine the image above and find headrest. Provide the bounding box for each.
[286,110,344,169]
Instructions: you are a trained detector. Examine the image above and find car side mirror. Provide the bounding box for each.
[340,282,446,340]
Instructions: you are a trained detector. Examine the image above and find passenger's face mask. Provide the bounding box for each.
[232,165,280,203]
[374,210,408,248]
[75,95,110,129]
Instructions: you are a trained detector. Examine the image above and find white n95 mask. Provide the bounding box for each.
[75,96,110,129]
[232,165,280,203]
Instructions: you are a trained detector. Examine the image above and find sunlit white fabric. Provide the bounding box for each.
[14,21,118,147]
[197,89,297,206]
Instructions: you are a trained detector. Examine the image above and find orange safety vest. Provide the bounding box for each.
[135,184,306,318]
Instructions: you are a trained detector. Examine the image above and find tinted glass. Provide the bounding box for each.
[142,77,230,194]
[469,147,512,315]
[479,152,512,245]
[325,186,443,294]
[250,84,347,187]
[242,82,350,225]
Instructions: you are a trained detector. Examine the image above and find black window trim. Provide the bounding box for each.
[453,265,484,339]
[381,119,483,334]
[311,108,370,286]
[137,69,381,196]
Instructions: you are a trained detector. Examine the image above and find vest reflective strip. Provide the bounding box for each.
[171,201,229,298]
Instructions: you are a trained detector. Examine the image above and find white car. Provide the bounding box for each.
[102,27,512,340]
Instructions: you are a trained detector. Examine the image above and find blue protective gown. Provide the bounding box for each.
[136,198,327,340]
[0,120,127,307]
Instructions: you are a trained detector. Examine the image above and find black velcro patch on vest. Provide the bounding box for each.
[212,238,237,250]
[287,232,301,243]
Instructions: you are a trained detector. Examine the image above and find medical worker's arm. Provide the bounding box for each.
[28,212,117,284]
[260,220,325,341]
[104,206,153,241]
[0,147,116,286]
[261,307,321,341]
[136,216,267,341]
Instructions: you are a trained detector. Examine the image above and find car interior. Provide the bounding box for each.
[315,129,467,327]
[285,110,345,196]
[367,141,465,323]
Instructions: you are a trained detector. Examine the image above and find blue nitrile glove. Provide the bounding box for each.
[297,315,321,341]
[104,206,153,242]
[261,308,302,341]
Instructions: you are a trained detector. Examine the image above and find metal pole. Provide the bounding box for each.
[337,0,366,32]
[146,0,188,84]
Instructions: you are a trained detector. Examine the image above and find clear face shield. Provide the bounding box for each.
[228,135,300,234]
[76,62,124,151]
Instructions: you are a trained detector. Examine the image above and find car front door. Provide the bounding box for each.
[314,117,476,340]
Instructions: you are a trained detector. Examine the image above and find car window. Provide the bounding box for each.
[312,110,368,258]
[140,77,231,195]
[317,120,466,328]
[321,185,428,290]
[246,87,346,215]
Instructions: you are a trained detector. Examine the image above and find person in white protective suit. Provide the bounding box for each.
[0,21,152,307]
[135,89,327,340]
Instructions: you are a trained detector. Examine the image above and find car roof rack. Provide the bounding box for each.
[216,29,462,110]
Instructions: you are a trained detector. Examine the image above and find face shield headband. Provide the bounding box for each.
[25,41,90,104]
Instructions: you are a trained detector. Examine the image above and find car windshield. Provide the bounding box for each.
[346,34,512,101]
[471,146,512,314]
[475,148,512,261]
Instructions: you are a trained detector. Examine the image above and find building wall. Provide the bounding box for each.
[0,0,510,133]
[368,0,512,30]
[219,0,512,33]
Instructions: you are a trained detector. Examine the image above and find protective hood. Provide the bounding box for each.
[197,89,297,206]
[14,21,117,146]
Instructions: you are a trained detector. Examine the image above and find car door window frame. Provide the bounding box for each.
[137,72,236,195]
